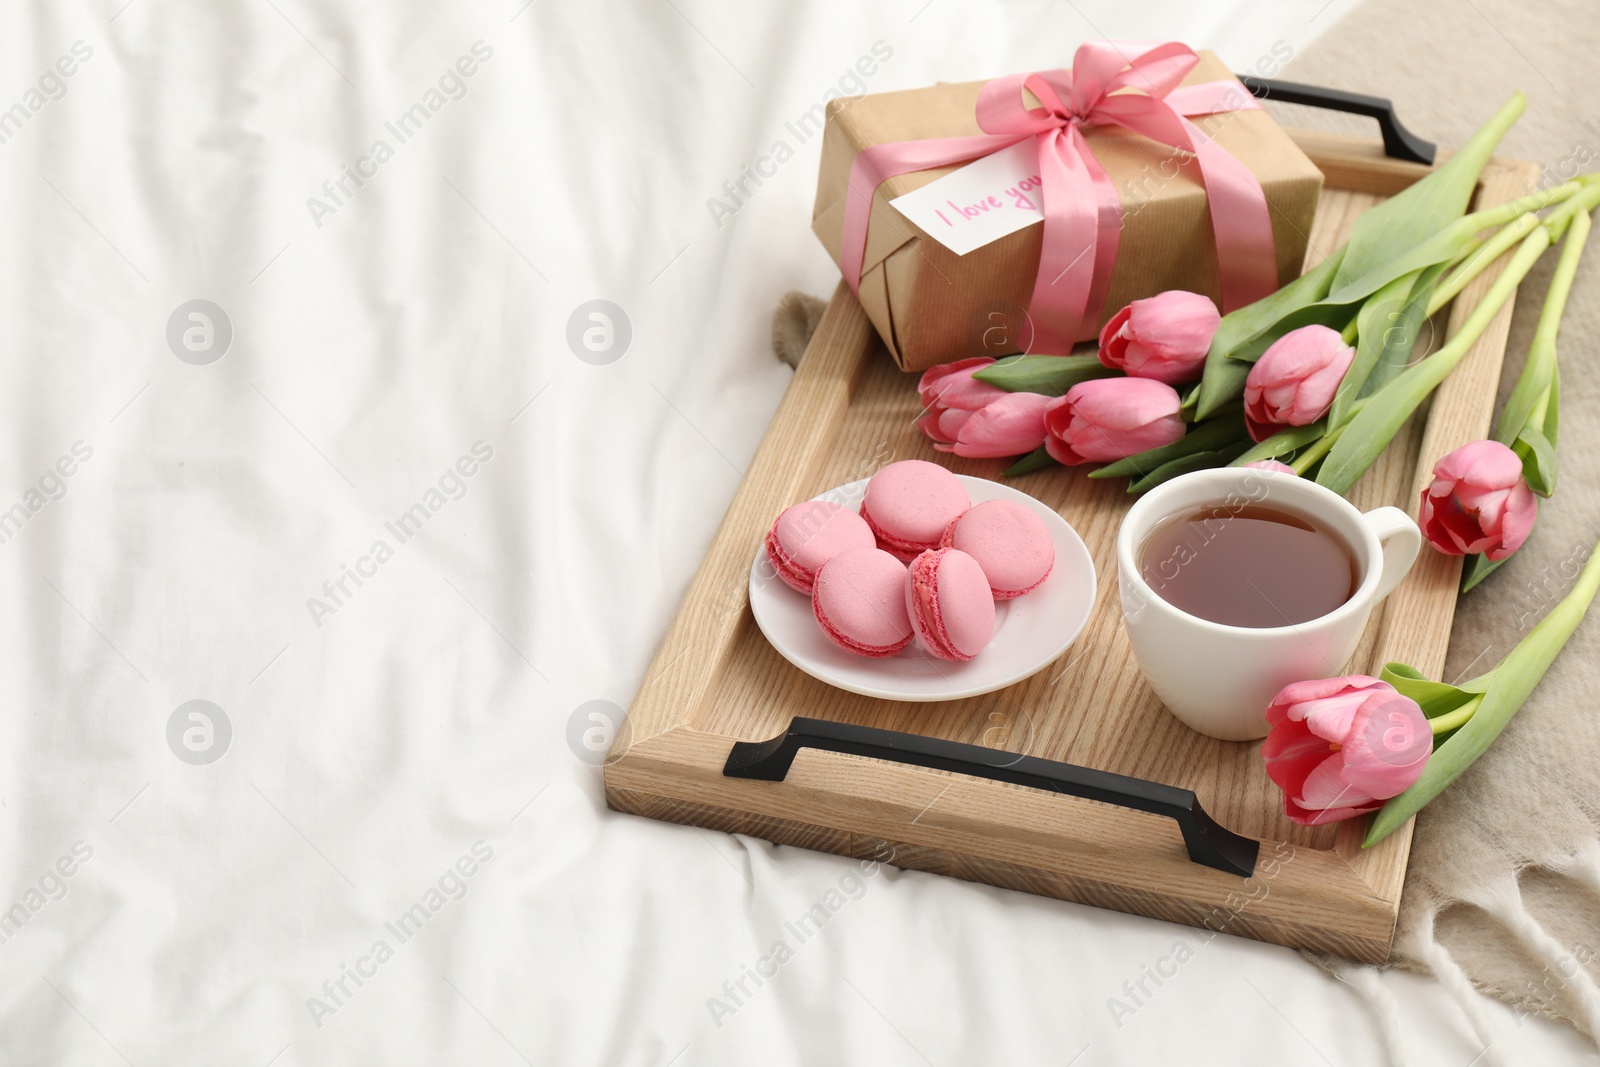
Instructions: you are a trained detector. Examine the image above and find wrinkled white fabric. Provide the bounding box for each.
[0,1,1593,1064]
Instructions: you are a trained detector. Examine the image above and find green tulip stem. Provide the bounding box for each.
[1229,421,1327,467]
[1291,421,1344,475]
[1540,179,1600,241]
[1496,208,1590,447]
[1428,211,1541,317]
[1405,226,1550,400]
[1427,695,1484,736]
[1426,179,1596,320]
[1450,179,1582,241]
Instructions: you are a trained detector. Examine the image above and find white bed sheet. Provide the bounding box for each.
[0,0,1593,1063]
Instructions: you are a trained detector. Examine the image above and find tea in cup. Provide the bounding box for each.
[1116,468,1421,741]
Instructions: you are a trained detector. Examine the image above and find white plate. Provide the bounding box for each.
[749,474,1098,701]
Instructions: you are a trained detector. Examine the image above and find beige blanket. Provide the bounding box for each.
[1281,5,1600,1059]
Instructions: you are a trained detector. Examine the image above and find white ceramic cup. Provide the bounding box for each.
[1116,468,1422,742]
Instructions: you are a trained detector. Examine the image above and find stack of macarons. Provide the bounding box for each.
[763,459,1057,663]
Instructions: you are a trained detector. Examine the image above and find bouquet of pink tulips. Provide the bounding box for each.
[915,92,1600,839]
[922,91,1599,588]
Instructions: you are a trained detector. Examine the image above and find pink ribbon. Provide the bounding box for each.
[839,41,1279,353]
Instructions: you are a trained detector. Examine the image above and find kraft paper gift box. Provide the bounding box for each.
[811,49,1324,373]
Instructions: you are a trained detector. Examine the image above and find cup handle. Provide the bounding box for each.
[1362,506,1423,603]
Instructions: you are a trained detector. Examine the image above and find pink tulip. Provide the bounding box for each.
[1043,377,1185,466]
[1419,440,1538,561]
[1262,675,1432,826]
[916,358,1052,458]
[1098,290,1221,385]
[1243,460,1297,475]
[1243,325,1356,442]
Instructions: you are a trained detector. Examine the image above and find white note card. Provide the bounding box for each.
[888,140,1045,256]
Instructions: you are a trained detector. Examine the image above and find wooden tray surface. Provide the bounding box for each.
[607,131,1540,963]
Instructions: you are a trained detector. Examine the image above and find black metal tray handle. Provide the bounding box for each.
[724,717,1258,877]
[1236,75,1435,165]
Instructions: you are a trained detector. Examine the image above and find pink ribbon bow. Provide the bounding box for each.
[840,41,1279,353]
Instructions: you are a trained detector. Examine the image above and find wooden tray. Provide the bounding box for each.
[606,131,1539,963]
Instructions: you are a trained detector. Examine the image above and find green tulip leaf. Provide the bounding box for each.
[1194,248,1347,418]
[1329,262,1448,429]
[1379,662,1488,719]
[1494,357,1555,451]
[1513,423,1557,497]
[1088,409,1247,480]
[1461,552,1509,594]
[1181,382,1202,408]
[1315,354,1450,496]
[1362,262,1447,398]
[1221,300,1363,366]
[1544,362,1561,445]
[1002,444,1056,477]
[1195,358,1251,417]
[1229,421,1326,466]
[1126,441,1253,494]
[973,355,1117,396]
[1336,92,1526,289]
[1330,271,1418,428]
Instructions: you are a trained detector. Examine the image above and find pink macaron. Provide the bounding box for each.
[940,499,1055,600]
[811,547,914,658]
[904,548,996,662]
[860,460,971,561]
[765,499,876,594]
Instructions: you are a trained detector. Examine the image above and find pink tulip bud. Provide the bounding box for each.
[1098,290,1221,385]
[916,357,1051,458]
[1419,440,1538,561]
[1262,676,1432,826]
[1042,377,1185,466]
[1243,460,1297,475]
[1243,325,1356,442]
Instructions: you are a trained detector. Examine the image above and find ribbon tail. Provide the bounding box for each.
[1096,92,1280,314]
[1027,126,1106,352]
[1079,135,1123,344]
[1184,117,1279,310]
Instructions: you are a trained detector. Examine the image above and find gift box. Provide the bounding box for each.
[811,45,1324,372]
